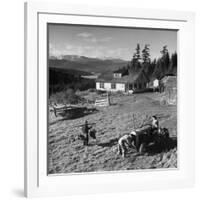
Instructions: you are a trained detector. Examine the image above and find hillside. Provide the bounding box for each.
[49,68,95,94]
[48,92,177,174]
[49,55,128,73]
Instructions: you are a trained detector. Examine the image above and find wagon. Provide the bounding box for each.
[50,104,87,118]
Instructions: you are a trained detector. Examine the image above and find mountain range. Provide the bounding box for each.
[49,55,129,74]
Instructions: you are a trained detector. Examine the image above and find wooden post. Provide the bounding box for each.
[133,114,136,129]
[168,89,171,103]
[107,92,110,106]
[53,106,57,117]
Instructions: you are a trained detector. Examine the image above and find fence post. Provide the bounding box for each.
[107,92,110,106]
[95,94,110,107]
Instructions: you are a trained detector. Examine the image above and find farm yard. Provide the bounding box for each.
[48,24,178,174]
[48,91,177,174]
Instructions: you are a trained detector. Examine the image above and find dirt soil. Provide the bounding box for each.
[48,92,177,174]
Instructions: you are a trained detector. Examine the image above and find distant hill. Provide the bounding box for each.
[49,55,128,73]
[49,67,91,76]
[49,67,95,94]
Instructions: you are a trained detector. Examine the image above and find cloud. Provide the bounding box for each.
[77,32,112,43]
[84,36,112,43]
[77,32,93,38]
[99,37,112,42]
[49,43,130,60]
[65,44,75,50]
[50,43,96,57]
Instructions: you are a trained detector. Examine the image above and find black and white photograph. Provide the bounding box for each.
[48,24,177,174]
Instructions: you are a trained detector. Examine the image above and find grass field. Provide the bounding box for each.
[48,92,177,174]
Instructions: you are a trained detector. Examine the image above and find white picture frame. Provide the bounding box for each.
[24,1,195,197]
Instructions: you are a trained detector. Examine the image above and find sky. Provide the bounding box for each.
[48,24,177,61]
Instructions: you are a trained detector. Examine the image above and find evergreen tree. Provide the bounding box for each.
[152,45,171,79]
[146,59,156,78]
[153,58,163,79]
[160,45,168,56]
[161,46,170,73]
[141,44,152,79]
[129,44,142,74]
[169,52,177,75]
[133,43,141,61]
[142,44,151,64]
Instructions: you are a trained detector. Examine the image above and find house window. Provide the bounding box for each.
[111,83,116,89]
[100,82,104,89]
[114,73,122,78]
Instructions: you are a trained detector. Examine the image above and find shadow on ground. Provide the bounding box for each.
[97,138,118,148]
[147,136,177,155]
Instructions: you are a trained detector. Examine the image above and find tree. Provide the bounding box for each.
[129,44,142,74]
[160,45,168,56]
[152,46,171,79]
[133,43,141,61]
[145,59,156,78]
[142,44,151,64]
[161,45,170,73]
[153,58,163,79]
[168,52,177,75]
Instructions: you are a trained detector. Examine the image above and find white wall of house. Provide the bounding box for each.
[153,79,159,87]
[96,82,126,92]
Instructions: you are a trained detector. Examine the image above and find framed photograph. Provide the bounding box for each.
[24,2,195,197]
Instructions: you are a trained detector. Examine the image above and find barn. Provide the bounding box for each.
[159,75,177,105]
[96,69,149,93]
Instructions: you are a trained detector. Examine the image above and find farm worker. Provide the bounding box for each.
[151,115,159,134]
[82,120,91,145]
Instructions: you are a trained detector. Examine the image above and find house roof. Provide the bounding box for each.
[160,74,176,80]
[96,75,130,83]
[160,75,177,83]
[96,70,149,83]
[149,77,159,82]
[113,69,124,73]
[160,76,177,90]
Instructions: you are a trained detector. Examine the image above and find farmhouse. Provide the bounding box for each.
[159,75,177,105]
[96,69,149,93]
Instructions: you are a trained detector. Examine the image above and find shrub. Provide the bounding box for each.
[88,88,97,93]
[50,89,83,105]
[96,90,107,95]
[134,88,154,94]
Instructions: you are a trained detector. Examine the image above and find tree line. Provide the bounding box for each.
[118,44,177,80]
[49,68,95,95]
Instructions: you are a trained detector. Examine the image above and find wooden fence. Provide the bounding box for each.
[95,95,110,107]
[50,104,86,117]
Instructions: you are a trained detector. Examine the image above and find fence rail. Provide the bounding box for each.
[95,96,110,107]
[50,104,86,117]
